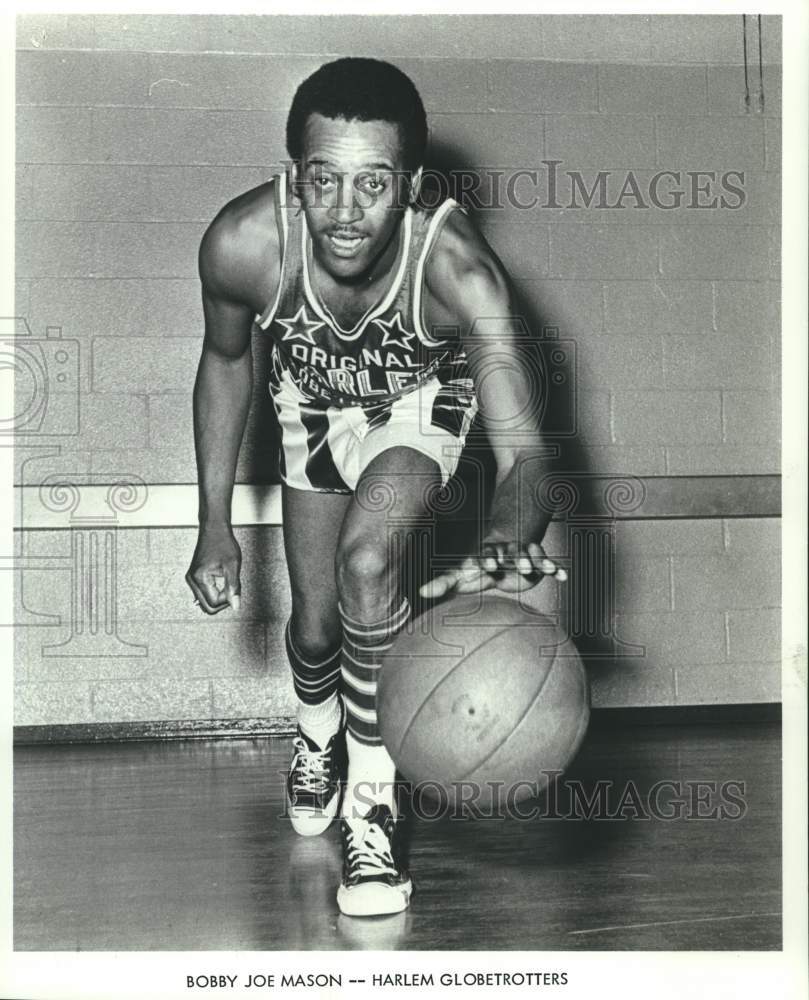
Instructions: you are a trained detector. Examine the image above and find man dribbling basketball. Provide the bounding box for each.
[186,58,565,917]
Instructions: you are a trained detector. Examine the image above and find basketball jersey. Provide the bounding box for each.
[255,172,472,409]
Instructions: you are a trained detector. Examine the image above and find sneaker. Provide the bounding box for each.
[336,804,413,917]
[286,724,347,837]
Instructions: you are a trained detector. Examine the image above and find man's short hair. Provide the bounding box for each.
[286,57,428,172]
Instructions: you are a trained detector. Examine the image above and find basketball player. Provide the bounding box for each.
[186,58,565,917]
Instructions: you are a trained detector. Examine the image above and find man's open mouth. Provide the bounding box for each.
[327,233,365,256]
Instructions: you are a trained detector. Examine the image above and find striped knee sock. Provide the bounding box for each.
[339,598,410,818]
[285,619,342,748]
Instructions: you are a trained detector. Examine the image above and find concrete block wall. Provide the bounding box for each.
[13,15,782,727]
[14,515,780,726]
[15,14,781,483]
[15,527,294,725]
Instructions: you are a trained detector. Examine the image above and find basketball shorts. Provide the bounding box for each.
[269,364,478,495]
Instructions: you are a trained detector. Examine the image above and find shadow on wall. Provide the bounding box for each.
[424,142,626,682]
[243,140,628,682]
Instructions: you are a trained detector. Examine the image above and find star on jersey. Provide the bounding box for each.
[276,304,326,346]
[375,312,417,352]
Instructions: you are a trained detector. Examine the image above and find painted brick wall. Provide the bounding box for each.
[15,13,781,482]
[14,516,780,725]
[13,15,782,724]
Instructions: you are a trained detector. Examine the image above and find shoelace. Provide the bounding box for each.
[344,820,398,880]
[290,736,332,793]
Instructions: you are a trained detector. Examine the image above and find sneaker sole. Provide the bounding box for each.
[287,787,341,837]
[336,879,413,917]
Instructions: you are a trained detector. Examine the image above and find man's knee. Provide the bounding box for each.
[335,539,393,602]
[288,609,341,661]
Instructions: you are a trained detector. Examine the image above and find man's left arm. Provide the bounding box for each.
[420,212,566,598]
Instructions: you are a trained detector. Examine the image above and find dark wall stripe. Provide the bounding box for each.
[13,475,782,531]
[13,704,780,746]
[454,474,782,521]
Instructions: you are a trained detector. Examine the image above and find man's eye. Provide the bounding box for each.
[312,175,335,190]
[359,175,386,192]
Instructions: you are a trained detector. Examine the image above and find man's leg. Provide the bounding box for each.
[333,445,441,915]
[282,484,352,834]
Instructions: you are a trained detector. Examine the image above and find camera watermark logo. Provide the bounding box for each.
[5,316,148,659]
[0,317,80,438]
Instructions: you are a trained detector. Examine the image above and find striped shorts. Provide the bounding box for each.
[269,360,478,494]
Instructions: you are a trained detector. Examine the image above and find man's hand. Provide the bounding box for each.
[419,536,567,600]
[186,524,242,614]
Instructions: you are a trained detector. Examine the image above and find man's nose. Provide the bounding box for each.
[328,178,363,225]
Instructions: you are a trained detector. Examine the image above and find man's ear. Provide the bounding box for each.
[290,160,304,202]
[409,166,424,204]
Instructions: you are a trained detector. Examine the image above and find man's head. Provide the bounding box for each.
[286,59,428,283]
[286,58,428,175]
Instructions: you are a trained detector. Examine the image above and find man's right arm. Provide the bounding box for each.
[186,203,273,614]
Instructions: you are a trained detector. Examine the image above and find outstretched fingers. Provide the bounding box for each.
[418,557,491,600]
[527,541,568,582]
[419,543,568,600]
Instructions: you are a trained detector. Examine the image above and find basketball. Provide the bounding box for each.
[377,592,590,810]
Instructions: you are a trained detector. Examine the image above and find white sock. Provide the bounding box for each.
[342,733,397,821]
[297,693,342,750]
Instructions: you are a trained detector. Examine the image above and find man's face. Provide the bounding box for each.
[294,113,416,282]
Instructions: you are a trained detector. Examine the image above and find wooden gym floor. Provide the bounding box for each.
[14,720,781,951]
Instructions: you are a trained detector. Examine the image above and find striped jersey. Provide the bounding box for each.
[255,172,472,408]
